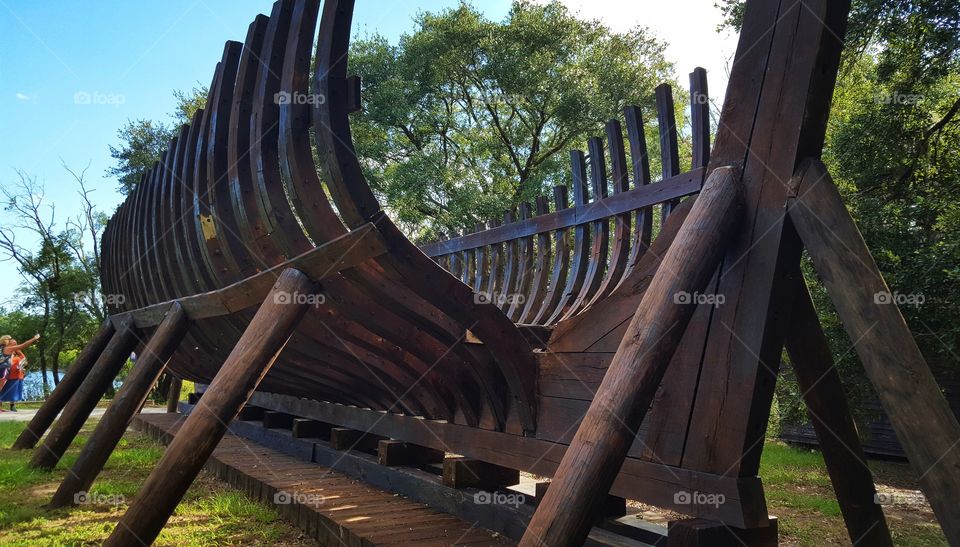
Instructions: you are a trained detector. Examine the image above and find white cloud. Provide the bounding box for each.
[15,92,30,101]
[535,0,739,111]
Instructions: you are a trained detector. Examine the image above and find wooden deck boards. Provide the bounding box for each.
[131,413,512,547]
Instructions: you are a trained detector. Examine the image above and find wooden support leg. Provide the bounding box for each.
[29,318,139,470]
[520,167,744,547]
[788,159,960,543]
[443,456,519,490]
[166,376,182,413]
[105,269,317,547]
[12,321,115,450]
[48,304,189,508]
[785,282,892,545]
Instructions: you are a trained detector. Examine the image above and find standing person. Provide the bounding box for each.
[0,350,27,411]
[0,334,40,413]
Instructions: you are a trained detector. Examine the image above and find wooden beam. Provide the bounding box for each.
[520,167,744,546]
[667,517,777,547]
[419,168,704,257]
[443,456,519,490]
[378,440,444,467]
[49,303,189,508]
[784,280,892,546]
[104,268,318,547]
[29,318,139,470]
[11,321,115,450]
[166,376,182,413]
[787,158,960,543]
[125,222,387,328]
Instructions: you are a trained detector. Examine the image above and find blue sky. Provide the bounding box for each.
[0,0,734,304]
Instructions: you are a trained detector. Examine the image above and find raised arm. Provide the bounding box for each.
[4,334,40,354]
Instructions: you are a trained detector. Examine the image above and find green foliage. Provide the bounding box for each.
[106,87,208,195]
[349,1,678,240]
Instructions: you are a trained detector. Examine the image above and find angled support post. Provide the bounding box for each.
[784,281,892,546]
[12,320,115,450]
[29,317,139,470]
[105,268,318,547]
[787,158,960,544]
[166,376,183,413]
[520,167,744,546]
[48,303,189,508]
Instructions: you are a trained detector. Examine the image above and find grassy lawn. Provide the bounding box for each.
[0,419,316,546]
[760,441,946,546]
[0,412,948,546]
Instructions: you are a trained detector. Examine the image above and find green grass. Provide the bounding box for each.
[759,441,947,546]
[0,419,315,546]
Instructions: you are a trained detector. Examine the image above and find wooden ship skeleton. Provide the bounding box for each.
[12,0,960,545]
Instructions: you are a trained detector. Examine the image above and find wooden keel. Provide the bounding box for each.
[48,303,189,509]
[29,318,139,470]
[784,281,892,546]
[12,321,115,450]
[520,166,744,547]
[787,159,960,543]
[104,269,317,547]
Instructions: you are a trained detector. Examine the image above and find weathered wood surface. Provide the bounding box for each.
[29,318,139,470]
[132,413,511,546]
[788,158,960,544]
[106,269,316,546]
[49,303,189,508]
[12,320,115,450]
[521,167,744,546]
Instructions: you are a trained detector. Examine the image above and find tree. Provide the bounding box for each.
[0,171,101,392]
[106,86,208,195]
[349,1,678,240]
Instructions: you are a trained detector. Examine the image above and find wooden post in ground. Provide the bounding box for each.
[788,159,960,544]
[29,318,139,470]
[105,269,317,547]
[520,167,744,547]
[12,321,116,450]
[784,281,892,546]
[166,376,183,413]
[48,303,189,508]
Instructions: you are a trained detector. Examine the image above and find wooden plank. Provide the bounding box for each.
[518,196,553,324]
[531,186,571,325]
[378,440,445,467]
[419,169,703,257]
[520,166,744,546]
[787,158,960,544]
[566,137,611,318]
[443,456,519,490]
[546,151,592,324]
[656,84,681,223]
[681,0,851,477]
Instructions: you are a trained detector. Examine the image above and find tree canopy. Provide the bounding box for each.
[349,1,677,239]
